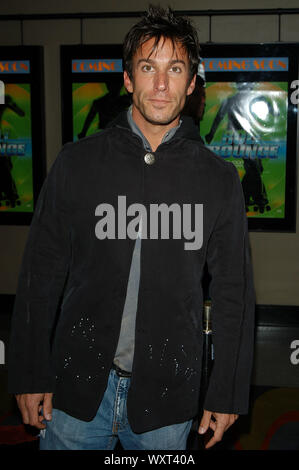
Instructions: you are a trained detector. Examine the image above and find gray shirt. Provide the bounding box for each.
[113,107,181,372]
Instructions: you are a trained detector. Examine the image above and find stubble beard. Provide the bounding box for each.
[134,95,186,127]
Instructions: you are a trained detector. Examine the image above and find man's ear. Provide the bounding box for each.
[123,70,134,94]
[186,74,196,96]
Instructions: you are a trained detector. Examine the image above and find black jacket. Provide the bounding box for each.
[8,111,255,433]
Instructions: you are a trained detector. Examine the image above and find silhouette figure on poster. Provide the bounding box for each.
[182,74,206,130]
[0,95,25,208]
[77,78,131,139]
[205,83,272,214]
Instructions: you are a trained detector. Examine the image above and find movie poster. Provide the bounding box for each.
[200,45,298,232]
[61,46,130,144]
[201,81,288,219]
[0,47,45,225]
[0,82,32,211]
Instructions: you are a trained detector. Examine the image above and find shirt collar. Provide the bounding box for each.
[127,105,182,152]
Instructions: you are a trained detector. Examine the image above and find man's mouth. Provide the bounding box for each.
[148,99,171,106]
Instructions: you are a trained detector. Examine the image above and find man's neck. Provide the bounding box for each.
[131,107,180,152]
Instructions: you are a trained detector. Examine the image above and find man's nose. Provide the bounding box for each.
[154,71,168,91]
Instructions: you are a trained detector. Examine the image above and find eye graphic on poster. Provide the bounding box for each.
[199,44,298,232]
[0,47,46,225]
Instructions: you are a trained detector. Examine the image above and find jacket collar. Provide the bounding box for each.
[106,109,204,146]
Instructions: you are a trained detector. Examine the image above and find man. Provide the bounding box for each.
[8,5,255,450]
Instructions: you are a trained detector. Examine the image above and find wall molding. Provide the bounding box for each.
[0,9,299,21]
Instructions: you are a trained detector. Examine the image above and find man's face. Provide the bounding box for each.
[124,37,196,127]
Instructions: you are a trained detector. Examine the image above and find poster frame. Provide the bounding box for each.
[0,46,46,225]
[200,42,298,232]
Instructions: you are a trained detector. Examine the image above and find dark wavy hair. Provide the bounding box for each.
[123,5,200,83]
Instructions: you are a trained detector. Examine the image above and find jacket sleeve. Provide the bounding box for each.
[203,163,255,415]
[8,144,72,394]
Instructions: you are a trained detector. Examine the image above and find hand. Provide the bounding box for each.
[198,409,238,449]
[15,392,53,430]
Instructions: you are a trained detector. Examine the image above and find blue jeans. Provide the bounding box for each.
[39,368,193,450]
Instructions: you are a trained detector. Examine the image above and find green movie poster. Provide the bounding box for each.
[0,83,33,212]
[72,81,130,142]
[200,81,288,218]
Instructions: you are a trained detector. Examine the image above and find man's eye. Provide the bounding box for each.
[170,66,182,73]
[142,65,154,72]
